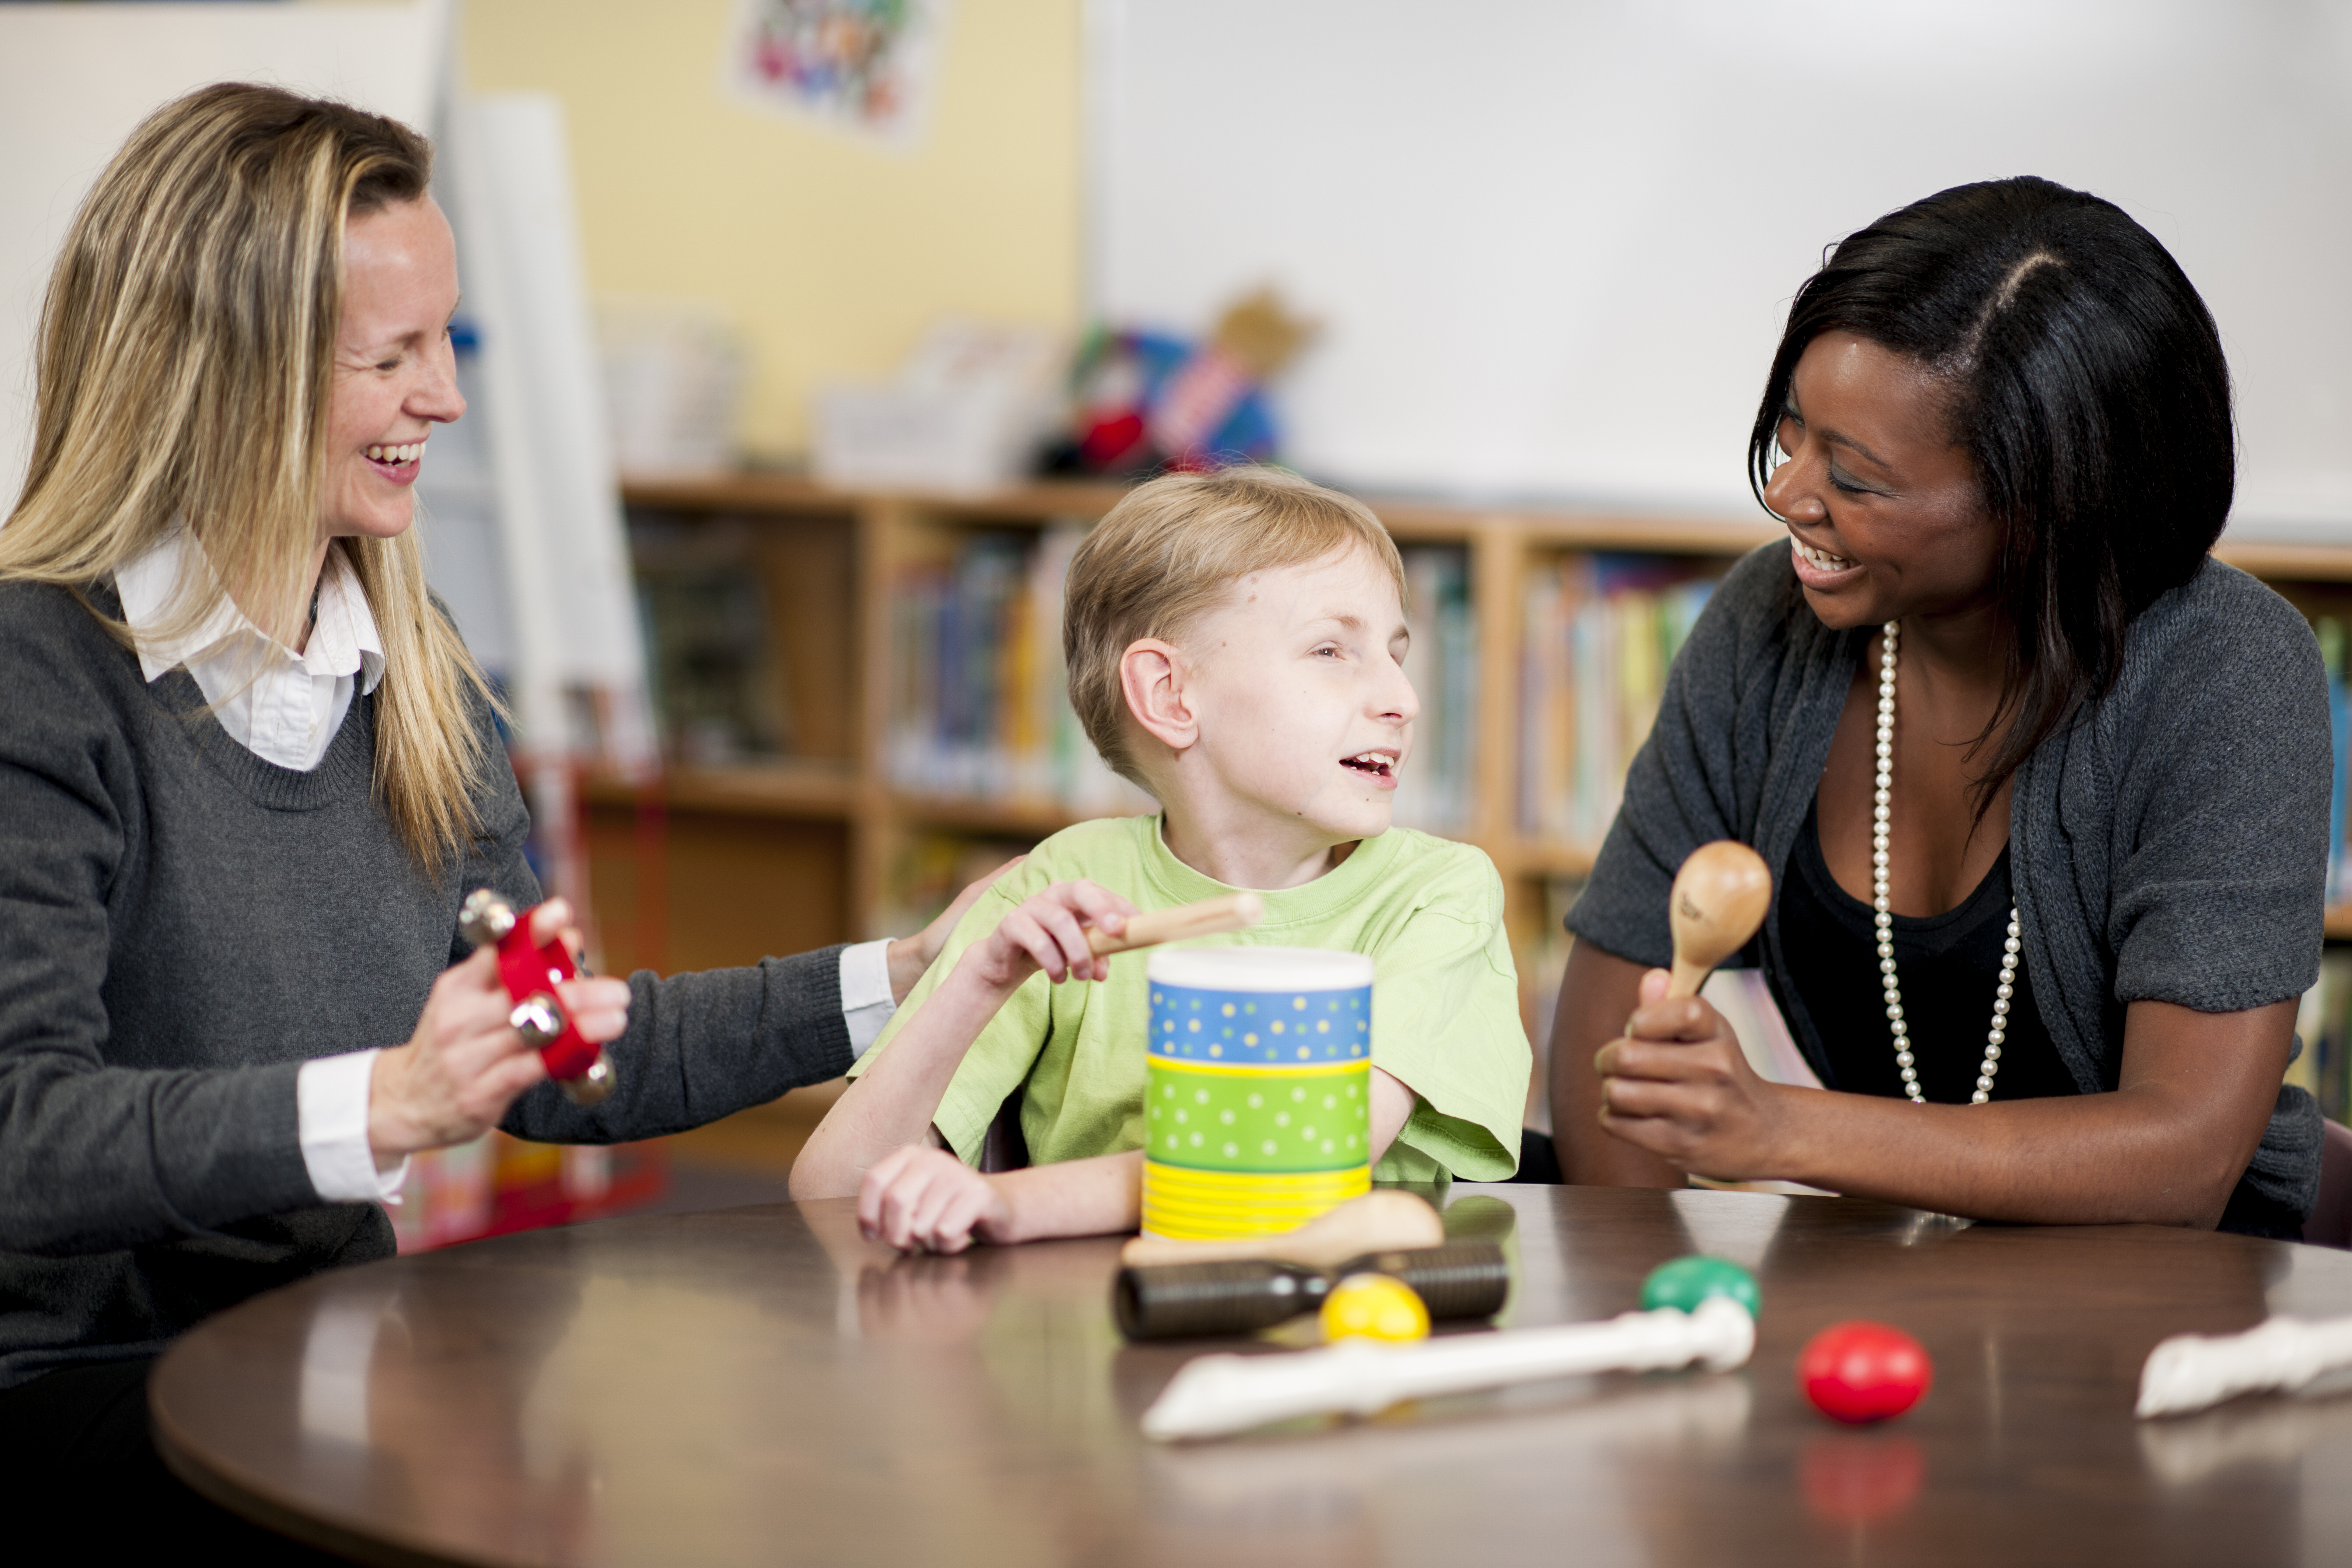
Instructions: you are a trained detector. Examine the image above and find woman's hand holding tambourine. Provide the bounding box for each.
[368,898,632,1163]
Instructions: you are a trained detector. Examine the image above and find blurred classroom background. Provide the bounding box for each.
[13,0,2352,1243]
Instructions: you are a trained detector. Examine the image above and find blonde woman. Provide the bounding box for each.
[0,84,974,1551]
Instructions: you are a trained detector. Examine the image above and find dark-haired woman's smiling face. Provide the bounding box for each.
[1763,330,2002,631]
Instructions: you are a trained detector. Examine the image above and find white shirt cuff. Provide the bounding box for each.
[297,1049,410,1203]
[841,938,898,1055]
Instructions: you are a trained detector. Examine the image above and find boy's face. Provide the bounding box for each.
[1178,545,1419,843]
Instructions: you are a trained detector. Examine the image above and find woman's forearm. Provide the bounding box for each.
[1745,998,2294,1226]
[1762,1080,2250,1226]
[790,966,1012,1199]
[1594,960,2292,1227]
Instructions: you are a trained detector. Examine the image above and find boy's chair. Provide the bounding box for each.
[979,1092,1030,1174]
[2302,1118,2352,1249]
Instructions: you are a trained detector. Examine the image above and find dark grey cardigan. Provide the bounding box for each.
[0,581,855,1390]
[1568,544,2329,1214]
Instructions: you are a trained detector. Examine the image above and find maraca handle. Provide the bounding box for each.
[1665,959,1713,1001]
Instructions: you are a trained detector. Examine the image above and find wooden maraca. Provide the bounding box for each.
[1665,841,1772,998]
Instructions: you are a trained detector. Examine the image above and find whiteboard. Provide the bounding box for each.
[0,1,449,512]
[1092,0,2352,539]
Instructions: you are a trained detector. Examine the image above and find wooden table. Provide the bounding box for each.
[152,1186,2352,1566]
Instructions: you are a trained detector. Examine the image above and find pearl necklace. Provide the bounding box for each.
[1874,620,2019,1106]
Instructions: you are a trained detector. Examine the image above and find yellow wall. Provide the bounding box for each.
[464,0,1083,464]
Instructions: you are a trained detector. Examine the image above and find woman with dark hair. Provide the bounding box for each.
[1547,176,2328,1235]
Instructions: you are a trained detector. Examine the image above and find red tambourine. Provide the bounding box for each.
[458,889,616,1106]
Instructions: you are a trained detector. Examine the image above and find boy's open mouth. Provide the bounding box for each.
[1341,750,1396,779]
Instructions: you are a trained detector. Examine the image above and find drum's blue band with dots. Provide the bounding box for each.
[1147,983,1371,1064]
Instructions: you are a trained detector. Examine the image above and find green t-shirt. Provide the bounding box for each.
[852,815,1528,1183]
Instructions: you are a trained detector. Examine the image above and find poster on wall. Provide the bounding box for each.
[721,0,949,149]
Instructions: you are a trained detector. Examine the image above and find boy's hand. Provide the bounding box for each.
[859,1144,1016,1253]
[957,879,1134,993]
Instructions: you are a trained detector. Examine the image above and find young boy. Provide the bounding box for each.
[791,467,1527,1250]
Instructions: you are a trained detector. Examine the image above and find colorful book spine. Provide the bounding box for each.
[1393,546,1477,833]
[887,524,1147,815]
[2321,617,2348,906]
[1518,554,1719,845]
[889,534,1483,828]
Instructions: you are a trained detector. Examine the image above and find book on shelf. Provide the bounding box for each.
[2293,947,2352,1124]
[2322,616,2348,905]
[1519,554,1720,844]
[888,523,1145,814]
[633,516,792,766]
[885,528,1482,831]
[1394,546,1476,833]
[879,830,1040,938]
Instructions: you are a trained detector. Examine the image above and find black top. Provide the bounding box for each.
[1777,799,2079,1102]
[1774,797,2302,1238]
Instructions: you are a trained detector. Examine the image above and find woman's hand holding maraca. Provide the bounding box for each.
[1593,971,1790,1180]
[1590,840,1787,1180]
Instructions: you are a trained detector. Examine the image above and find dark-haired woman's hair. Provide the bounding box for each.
[1747,175,2235,816]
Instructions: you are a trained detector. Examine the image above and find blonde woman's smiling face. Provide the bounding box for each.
[322,196,464,546]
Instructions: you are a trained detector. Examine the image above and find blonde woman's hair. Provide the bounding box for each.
[2,82,499,874]
[1064,466,1405,784]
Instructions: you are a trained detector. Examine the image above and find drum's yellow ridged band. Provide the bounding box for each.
[1140,1161,1372,1239]
[1148,1055,1365,1080]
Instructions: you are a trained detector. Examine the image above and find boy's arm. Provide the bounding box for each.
[789,881,1133,1200]
[857,1068,1421,1254]
[858,1147,1145,1251]
[1368,1066,1415,1160]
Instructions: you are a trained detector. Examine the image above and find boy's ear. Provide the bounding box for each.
[1119,638,1198,753]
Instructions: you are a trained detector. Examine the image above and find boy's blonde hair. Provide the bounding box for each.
[1064,466,1405,785]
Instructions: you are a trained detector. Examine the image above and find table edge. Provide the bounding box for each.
[151,1376,473,1568]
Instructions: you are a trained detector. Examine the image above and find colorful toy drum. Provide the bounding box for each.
[1141,947,1374,1240]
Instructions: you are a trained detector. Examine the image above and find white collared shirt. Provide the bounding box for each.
[115,530,387,772]
[114,531,899,1206]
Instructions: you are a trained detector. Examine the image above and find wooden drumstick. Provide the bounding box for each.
[1088,892,1266,958]
[1140,1297,1757,1441]
[1121,1190,1445,1270]
[1666,841,1772,999]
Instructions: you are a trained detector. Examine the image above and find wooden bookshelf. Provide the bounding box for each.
[598,472,2352,1004]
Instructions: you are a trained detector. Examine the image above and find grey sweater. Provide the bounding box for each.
[1568,545,2329,1214]
[0,581,854,1390]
